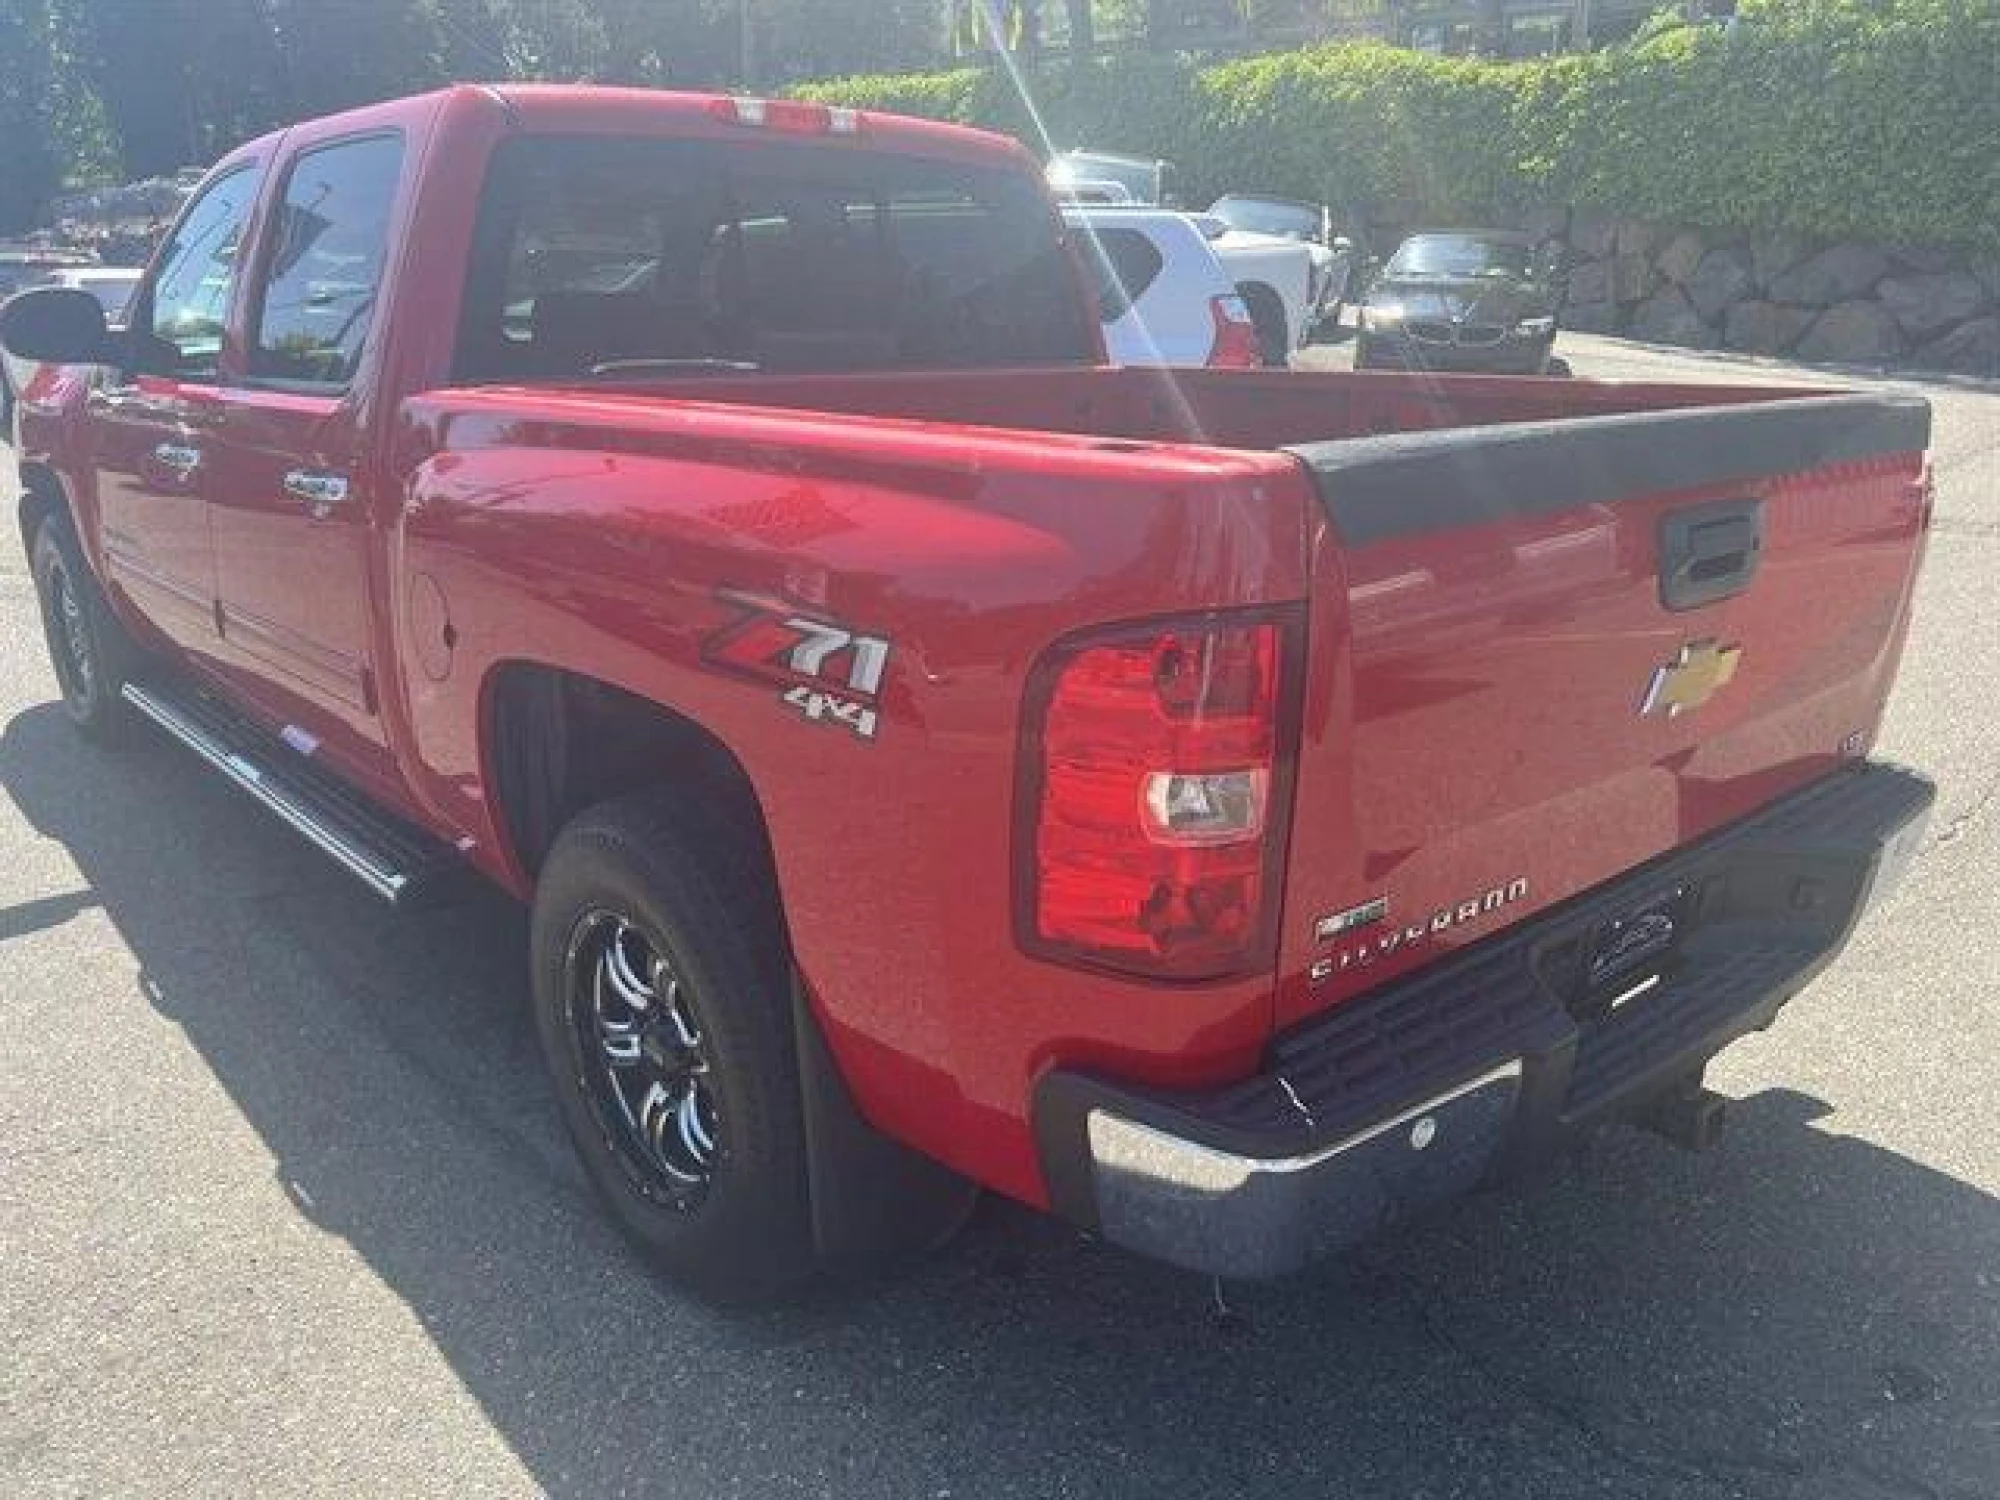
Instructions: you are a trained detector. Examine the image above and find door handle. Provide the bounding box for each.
[89,388,145,417]
[1659,499,1763,611]
[284,469,350,519]
[152,441,202,478]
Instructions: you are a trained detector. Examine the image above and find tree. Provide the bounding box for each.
[1064,0,1096,51]
[259,0,449,119]
[66,0,203,177]
[19,0,963,213]
[1142,0,1247,43]
[950,1,1044,61]
[0,0,62,228]
[1473,0,1507,55]
[753,0,945,79]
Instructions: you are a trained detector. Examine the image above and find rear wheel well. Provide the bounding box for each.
[488,660,979,1266]
[486,662,777,895]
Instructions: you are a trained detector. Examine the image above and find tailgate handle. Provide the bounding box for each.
[1659,499,1763,611]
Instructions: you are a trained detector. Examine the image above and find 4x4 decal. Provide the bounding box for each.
[703,591,892,741]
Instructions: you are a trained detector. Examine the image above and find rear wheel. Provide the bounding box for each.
[30,515,136,744]
[531,789,817,1303]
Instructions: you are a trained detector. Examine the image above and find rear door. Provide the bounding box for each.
[202,130,406,787]
[1276,395,1931,1027]
[88,163,262,654]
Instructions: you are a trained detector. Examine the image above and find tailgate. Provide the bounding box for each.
[1275,393,1930,1028]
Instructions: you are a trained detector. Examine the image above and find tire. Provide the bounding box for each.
[30,513,137,745]
[1238,282,1290,369]
[530,788,817,1303]
[1545,354,1573,378]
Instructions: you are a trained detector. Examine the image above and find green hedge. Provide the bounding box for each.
[800,0,2000,250]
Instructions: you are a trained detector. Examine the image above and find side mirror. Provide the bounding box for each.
[0,286,119,364]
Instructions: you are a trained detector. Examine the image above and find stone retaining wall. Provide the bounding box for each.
[1524,210,1999,377]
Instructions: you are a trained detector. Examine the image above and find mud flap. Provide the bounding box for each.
[791,980,979,1272]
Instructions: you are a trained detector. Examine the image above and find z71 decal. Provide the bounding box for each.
[703,592,893,741]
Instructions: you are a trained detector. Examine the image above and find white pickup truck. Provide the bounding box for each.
[1208,194,1356,329]
[1192,213,1318,366]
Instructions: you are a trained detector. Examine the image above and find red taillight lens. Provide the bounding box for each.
[1017,609,1303,980]
[1206,294,1261,369]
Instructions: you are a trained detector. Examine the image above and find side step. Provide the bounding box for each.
[122,679,468,908]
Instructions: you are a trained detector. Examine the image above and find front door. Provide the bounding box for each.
[205,131,405,788]
[91,163,262,656]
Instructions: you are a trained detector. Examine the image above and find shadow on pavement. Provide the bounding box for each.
[5,700,1995,1500]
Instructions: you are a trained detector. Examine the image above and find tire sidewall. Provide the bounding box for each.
[31,520,123,735]
[530,801,810,1298]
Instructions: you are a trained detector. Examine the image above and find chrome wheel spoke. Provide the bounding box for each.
[678,1085,716,1161]
[637,1078,705,1184]
[598,1029,643,1067]
[601,925,654,1011]
[664,985,701,1050]
[51,572,92,690]
[591,941,646,1065]
[571,911,721,1204]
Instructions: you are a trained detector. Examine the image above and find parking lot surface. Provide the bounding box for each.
[3,334,1996,1498]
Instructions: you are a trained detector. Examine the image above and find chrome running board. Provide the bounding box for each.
[122,679,465,907]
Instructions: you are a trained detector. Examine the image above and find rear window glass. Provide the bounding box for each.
[1074,227,1165,322]
[455,135,1095,382]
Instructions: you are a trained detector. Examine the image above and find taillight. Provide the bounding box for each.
[1017,608,1304,981]
[706,96,863,135]
[1206,294,1260,369]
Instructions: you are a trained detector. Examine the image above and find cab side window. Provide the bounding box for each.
[146,165,259,378]
[250,133,404,388]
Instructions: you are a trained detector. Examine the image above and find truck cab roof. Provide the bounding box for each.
[225,83,1035,177]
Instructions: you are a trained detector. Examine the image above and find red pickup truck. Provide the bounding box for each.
[5,86,1934,1301]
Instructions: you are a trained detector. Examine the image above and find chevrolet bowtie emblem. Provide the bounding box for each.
[1640,639,1742,718]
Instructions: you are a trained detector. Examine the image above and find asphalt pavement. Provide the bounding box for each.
[3,333,1996,1498]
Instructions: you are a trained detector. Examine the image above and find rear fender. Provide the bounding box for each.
[390,410,1311,1202]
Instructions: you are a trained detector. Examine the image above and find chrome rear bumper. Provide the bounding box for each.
[1036,762,1933,1278]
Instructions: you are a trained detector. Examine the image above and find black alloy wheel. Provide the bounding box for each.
[565,909,723,1208]
[31,517,134,743]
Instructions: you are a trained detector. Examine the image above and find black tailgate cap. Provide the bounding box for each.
[1286,393,1930,547]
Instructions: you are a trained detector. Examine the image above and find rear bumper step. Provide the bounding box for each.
[122,679,466,908]
[1035,761,1934,1279]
